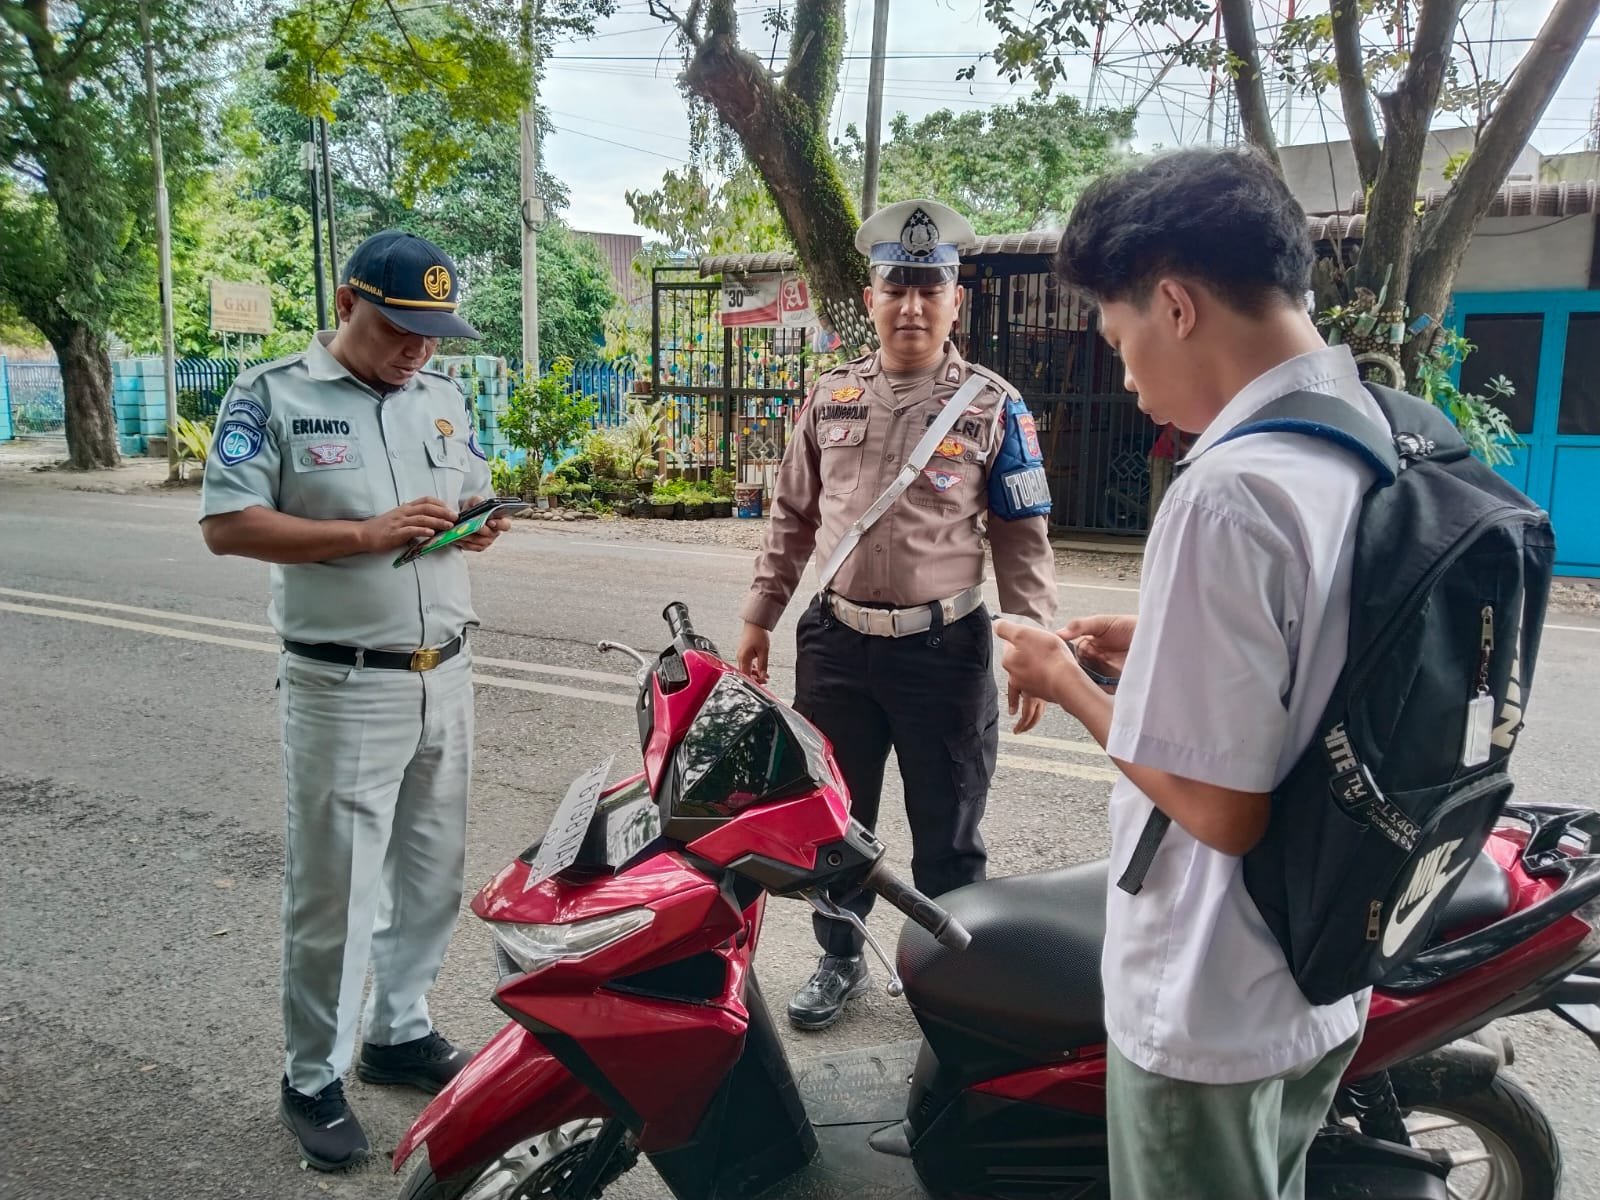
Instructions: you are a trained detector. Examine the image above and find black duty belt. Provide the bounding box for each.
[283,635,464,672]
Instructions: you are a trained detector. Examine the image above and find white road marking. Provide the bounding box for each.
[996,753,1120,783]
[0,586,271,633]
[0,596,1111,782]
[0,588,640,684]
[1001,731,1106,758]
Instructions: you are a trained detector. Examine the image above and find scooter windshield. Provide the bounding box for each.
[670,675,834,820]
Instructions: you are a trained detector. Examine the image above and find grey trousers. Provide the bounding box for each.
[1106,1032,1362,1200]
[277,649,474,1095]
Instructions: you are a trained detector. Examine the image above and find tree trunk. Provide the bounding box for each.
[54,321,120,470]
[1219,0,1280,171]
[681,38,872,348]
[1401,0,1600,379]
[1347,0,1463,308]
[1329,0,1380,189]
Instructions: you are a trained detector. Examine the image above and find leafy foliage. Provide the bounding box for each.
[461,223,617,363]
[0,0,221,465]
[265,0,531,199]
[502,356,598,480]
[626,163,791,257]
[173,414,214,464]
[1412,328,1520,468]
[837,96,1135,234]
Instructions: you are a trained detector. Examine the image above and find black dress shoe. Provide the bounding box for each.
[279,1077,369,1171]
[356,1030,468,1094]
[787,954,870,1030]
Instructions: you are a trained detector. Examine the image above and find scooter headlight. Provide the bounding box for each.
[489,907,655,976]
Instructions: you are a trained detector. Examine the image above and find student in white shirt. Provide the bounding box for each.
[995,147,1373,1200]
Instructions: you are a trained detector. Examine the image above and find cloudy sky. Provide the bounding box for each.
[538,0,1600,238]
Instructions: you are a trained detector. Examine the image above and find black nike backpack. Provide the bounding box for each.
[1117,384,1554,1005]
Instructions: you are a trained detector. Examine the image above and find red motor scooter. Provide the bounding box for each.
[395,603,1600,1200]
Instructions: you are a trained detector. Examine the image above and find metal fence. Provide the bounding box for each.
[956,266,1149,534]
[550,359,635,428]
[6,361,66,437]
[650,267,809,488]
[176,358,263,421]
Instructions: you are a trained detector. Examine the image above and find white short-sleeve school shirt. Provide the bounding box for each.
[1102,345,1380,1084]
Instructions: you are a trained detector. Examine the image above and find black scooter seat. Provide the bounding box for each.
[897,861,1109,1060]
[895,852,1511,1063]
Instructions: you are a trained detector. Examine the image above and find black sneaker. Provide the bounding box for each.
[787,954,870,1030]
[356,1030,468,1094]
[279,1077,369,1172]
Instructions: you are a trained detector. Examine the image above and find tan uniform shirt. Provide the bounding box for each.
[741,342,1056,630]
[200,332,491,650]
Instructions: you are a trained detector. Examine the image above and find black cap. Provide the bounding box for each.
[341,230,481,339]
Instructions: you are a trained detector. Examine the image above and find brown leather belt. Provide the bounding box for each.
[283,634,464,672]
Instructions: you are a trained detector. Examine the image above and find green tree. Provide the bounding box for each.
[835,96,1135,234]
[0,0,214,467]
[502,355,597,477]
[983,0,1600,384]
[461,223,617,363]
[625,162,790,256]
[264,0,536,197]
[649,0,870,345]
[133,98,319,360]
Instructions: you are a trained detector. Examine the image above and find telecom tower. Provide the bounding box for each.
[1083,1,1333,150]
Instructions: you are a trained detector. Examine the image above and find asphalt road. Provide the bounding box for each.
[2,474,1598,1200]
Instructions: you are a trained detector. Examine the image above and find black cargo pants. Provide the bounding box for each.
[792,594,1000,957]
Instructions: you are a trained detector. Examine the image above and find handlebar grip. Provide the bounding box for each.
[662,602,695,642]
[865,862,972,951]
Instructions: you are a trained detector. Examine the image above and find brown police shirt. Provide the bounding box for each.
[740,342,1056,631]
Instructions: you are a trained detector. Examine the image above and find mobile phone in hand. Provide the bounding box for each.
[1067,638,1120,691]
[393,497,530,566]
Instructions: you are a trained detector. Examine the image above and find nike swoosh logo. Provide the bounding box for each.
[1381,858,1470,957]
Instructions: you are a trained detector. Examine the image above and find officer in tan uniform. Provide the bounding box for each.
[736,199,1058,1029]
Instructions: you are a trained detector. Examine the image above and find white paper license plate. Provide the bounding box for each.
[524,756,615,890]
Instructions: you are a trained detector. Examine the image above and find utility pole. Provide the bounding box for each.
[138,0,179,482]
[520,0,543,373]
[318,114,340,314]
[860,0,891,218]
[302,135,329,329]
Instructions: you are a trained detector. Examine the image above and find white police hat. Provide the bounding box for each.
[855,199,973,285]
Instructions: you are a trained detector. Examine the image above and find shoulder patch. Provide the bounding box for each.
[987,394,1051,520]
[214,420,265,467]
[223,396,269,427]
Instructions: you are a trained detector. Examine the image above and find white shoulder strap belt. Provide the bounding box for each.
[816,373,991,593]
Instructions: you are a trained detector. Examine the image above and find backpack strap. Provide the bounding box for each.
[1214,390,1400,485]
[1115,390,1400,897]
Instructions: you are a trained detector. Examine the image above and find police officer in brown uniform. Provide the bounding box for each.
[736,200,1058,1029]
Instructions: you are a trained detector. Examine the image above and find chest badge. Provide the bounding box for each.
[923,467,963,492]
[934,436,965,460]
[827,425,853,444]
[435,418,455,437]
[831,386,864,403]
[306,443,351,466]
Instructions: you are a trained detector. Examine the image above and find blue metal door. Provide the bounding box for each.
[1449,290,1600,578]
